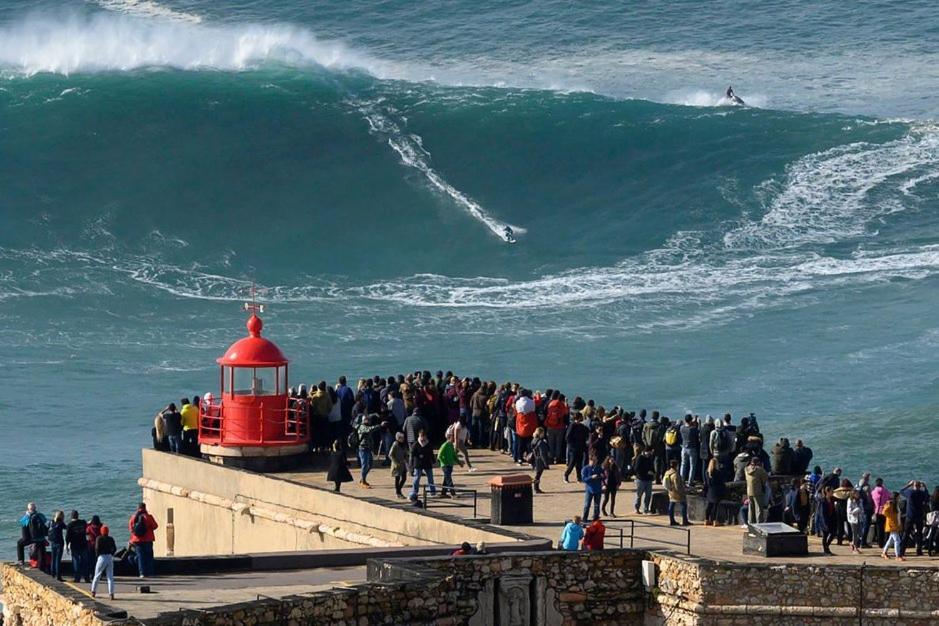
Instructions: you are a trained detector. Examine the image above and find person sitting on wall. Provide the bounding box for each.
[16,502,48,571]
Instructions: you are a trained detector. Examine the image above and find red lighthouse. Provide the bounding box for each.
[199,302,309,471]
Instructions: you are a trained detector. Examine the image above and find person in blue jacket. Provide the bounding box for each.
[581,456,604,522]
[559,516,584,550]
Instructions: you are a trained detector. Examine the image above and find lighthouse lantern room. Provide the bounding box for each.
[199,300,309,471]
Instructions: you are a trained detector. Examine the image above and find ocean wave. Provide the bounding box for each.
[0,13,397,77]
[354,99,524,242]
[724,125,939,250]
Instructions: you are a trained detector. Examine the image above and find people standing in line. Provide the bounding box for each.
[601,456,622,517]
[128,503,158,579]
[745,458,769,524]
[882,492,904,561]
[559,516,584,551]
[389,432,409,499]
[530,427,551,494]
[90,525,117,600]
[16,503,48,571]
[581,456,604,522]
[409,430,437,502]
[564,413,589,483]
[438,430,462,497]
[326,440,353,492]
[47,510,67,581]
[582,515,606,550]
[679,415,699,486]
[704,458,725,526]
[900,480,929,557]
[633,446,655,515]
[663,459,690,526]
[66,511,90,583]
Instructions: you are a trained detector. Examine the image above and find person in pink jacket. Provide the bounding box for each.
[870,477,891,547]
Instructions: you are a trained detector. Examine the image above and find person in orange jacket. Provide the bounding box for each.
[128,503,159,578]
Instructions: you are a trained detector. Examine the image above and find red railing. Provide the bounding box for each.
[199,399,309,447]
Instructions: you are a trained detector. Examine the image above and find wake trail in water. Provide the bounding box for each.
[354,99,525,242]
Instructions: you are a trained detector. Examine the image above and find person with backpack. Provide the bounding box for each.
[16,502,48,571]
[47,511,67,581]
[128,503,158,579]
[66,511,90,583]
[641,414,664,483]
[161,403,183,454]
[663,418,682,471]
[709,421,734,482]
[90,525,117,600]
[745,458,770,524]
[633,446,655,514]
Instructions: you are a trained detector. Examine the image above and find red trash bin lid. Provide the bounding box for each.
[489,474,533,487]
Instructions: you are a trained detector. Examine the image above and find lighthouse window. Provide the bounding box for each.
[233,367,276,396]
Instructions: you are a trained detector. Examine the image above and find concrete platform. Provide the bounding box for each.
[280,447,939,568]
[60,566,364,620]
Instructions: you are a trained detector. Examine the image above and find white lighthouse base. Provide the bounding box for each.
[200,443,309,472]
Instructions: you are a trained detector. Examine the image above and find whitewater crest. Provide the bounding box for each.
[0,12,398,77]
[91,0,202,24]
[353,98,525,242]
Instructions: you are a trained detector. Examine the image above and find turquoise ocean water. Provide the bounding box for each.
[2,1,939,552]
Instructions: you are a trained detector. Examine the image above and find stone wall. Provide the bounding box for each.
[372,550,647,625]
[0,563,132,626]
[651,551,939,625]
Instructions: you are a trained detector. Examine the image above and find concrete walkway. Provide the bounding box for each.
[283,447,939,568]
[66,567,363,620]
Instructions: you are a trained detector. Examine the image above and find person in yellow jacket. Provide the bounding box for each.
[179,397,200,454]
[881,492,904,561]
[663,460,690,526]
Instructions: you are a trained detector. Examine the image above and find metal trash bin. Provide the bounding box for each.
[489,474,533,525]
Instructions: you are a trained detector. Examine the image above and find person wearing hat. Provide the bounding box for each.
[90,525,117,600]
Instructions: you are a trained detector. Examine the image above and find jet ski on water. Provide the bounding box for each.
[725,85,746,106]
[502,226,517,244]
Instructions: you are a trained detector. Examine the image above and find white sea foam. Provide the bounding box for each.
[91,0,202,24]
[355,99,525,242]
[724,126,939,250]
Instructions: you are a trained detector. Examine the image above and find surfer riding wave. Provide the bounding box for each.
[726,85,745,106]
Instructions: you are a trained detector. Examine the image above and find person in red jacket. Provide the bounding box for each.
[514,389,538,466]
[128,503,159,579]
[582,515,606,550]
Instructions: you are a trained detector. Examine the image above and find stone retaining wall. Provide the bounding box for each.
[0,564,134,626]
[651,551,939,625]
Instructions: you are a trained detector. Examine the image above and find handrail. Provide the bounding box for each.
[198,399,310,445]
[421,486,478,518]
[609,519,692,554]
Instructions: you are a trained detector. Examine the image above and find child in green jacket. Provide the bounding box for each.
[438,432,464,497]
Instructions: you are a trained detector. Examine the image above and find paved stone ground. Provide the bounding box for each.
[65,567,364,620]
[285,447,939,568]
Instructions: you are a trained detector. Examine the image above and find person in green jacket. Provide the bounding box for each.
[438,431,464,497]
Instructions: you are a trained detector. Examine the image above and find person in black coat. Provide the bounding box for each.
[705,458,726,526]
[564,415,590,483]
[326,440,353,492]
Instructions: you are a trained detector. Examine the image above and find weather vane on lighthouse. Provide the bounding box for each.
[244,282,265,316]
